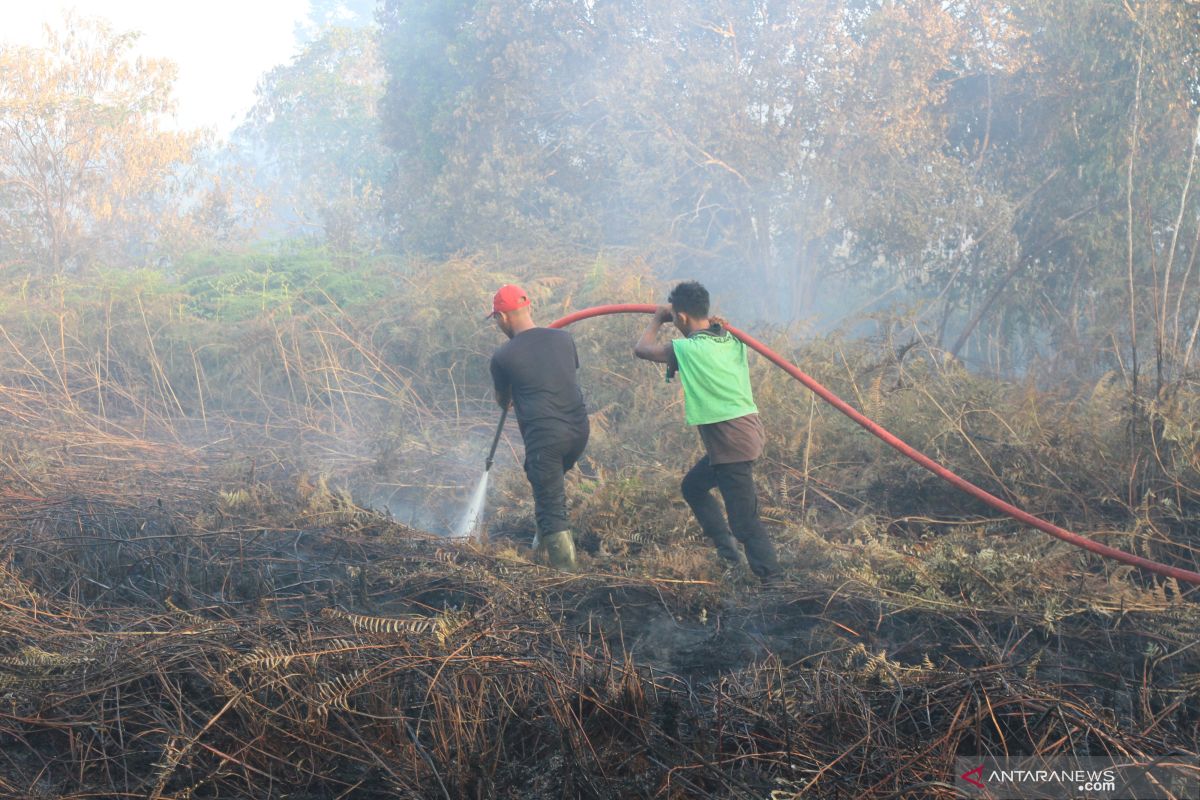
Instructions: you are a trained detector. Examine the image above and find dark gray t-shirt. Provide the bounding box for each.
[490,328,588,450]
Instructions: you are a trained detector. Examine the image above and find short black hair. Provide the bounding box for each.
[668,281,709,318]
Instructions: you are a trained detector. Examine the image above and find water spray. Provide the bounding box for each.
[452,406,508,539]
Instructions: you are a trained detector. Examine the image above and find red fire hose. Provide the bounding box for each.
[549,303,1200,586]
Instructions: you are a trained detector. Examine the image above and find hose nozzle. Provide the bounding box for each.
[485,405,509,471]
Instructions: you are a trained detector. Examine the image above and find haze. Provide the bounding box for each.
[4,1,308,133]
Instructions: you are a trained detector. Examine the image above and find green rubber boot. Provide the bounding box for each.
[540,529,577,571]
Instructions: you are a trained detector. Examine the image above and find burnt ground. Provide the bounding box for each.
[0,472,1197,799]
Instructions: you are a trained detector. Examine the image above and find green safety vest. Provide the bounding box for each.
[671,327,758,426]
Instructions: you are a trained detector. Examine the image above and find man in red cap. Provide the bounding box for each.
[488,284,589,569]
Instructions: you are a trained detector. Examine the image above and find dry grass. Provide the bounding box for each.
[0,257,1196,797]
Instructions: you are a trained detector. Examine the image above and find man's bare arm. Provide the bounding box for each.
[634,305,675,364]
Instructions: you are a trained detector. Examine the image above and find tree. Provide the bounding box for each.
[379,0,549,254]
[0,14,204,272]
[297,0,380,41]
[230,24,392,251]
[376,0,1200,378]
[931,1,1200,380]
[378,0,1024,321]
[594,1,1018,320]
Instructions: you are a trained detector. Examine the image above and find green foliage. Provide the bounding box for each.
[175,243,392,320]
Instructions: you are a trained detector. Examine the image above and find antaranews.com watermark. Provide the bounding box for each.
[955,756,1198,799]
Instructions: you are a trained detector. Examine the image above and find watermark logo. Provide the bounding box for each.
[954,756,1197,799]
[960,764,985,789]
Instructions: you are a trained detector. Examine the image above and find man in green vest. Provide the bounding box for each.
[633,281,780,579]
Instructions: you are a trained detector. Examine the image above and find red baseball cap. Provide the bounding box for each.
[486,284,531,318]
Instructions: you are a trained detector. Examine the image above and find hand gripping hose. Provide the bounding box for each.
[549,303,1200,585]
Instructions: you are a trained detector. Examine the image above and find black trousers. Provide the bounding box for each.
[681,456,779,577]
[523,422,589,536]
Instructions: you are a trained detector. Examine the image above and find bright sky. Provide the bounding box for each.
[3,1,310,136]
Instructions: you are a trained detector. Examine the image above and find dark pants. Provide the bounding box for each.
[681,456,779,577]
[523,422,589,536]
